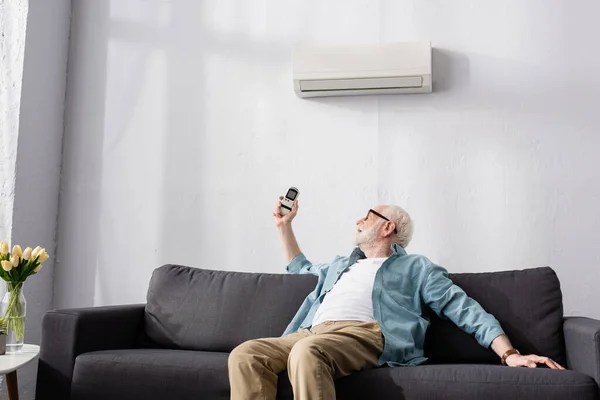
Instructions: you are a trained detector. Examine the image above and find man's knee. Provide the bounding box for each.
[229,340,262,367]
[288,339,326,370]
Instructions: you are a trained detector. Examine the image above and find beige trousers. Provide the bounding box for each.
[228,320,385,400]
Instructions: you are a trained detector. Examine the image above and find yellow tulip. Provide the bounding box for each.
[22,247,32,261]
[12,245,22,258]
[38,251,49,263]
[34,264,42,273]
[0,241,8,255]
[1,260,12,271]
[32,246,43,259]
[10,255,20,267]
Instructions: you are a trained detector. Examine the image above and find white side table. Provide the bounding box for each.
[0,345,40,400]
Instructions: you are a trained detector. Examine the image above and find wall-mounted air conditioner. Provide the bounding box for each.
[293,41,432,98]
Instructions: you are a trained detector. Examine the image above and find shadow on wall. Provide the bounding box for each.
[386,47,599,116]
[431,48,470,94]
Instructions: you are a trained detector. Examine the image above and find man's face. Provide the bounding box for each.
[354,206,387,246]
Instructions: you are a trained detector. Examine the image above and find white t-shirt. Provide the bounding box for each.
[311,257,388,327]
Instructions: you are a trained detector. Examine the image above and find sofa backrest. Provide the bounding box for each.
[424,266,565,366]
[144,264,565,367]
[144,265,317,353]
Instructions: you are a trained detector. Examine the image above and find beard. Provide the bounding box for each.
[354,221,383,247]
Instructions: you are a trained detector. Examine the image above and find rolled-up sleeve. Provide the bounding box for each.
[286,253,330,276]
[422,264,505,349]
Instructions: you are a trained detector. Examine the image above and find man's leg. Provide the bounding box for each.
[287,321,384,400]
[228,329,310,400]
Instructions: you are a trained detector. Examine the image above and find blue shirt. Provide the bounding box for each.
[283,244,505,367]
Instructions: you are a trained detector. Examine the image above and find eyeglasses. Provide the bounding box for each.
[366,209,397,234]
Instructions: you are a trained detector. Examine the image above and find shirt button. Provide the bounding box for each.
[337,271,340,275]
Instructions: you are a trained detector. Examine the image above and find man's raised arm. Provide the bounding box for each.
[272,196,301,264]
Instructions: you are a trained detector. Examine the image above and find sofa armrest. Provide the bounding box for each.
[564,316,600,385]
[35,304,146,400]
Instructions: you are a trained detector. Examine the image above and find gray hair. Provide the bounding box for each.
[384,205,413,248]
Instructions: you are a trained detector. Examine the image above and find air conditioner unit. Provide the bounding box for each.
[293,41,432,98]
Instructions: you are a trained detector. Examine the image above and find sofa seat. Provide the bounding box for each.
[70,349,598,400]
[328,364,599,400]
[71,349,231,400]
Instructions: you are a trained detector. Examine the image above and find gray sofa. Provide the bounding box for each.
[36,264,600,399]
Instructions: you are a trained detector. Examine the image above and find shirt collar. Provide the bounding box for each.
[348,243,407,264]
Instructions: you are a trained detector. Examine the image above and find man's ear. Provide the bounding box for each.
[385,221,396,236]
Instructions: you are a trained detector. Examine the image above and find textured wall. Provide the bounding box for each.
[0,0,29,397]
[0,0,27,242]
[56,0,600,327]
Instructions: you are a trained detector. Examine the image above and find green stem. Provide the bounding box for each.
[4,282,25,341]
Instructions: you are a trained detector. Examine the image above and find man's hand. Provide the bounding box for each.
[272,196,299,228]
[491,335,565,370]
[505,353,565,370]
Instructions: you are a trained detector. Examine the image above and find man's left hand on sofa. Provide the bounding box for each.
[505,353,565,370]
[491,334,565,370]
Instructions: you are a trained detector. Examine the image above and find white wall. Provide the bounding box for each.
[57,0,600,320]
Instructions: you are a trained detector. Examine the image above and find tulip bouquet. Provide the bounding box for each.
[0,240,49,345]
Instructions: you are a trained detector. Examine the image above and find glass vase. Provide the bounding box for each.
[0,281,26,353]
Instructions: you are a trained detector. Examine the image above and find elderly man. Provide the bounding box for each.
[228,198,564,400]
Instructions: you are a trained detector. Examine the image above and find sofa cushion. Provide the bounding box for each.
[424,266,566,366]
[329,364,598,400]
[71,349,230,400]
[144,265,317,352]
[70,350,597,400]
